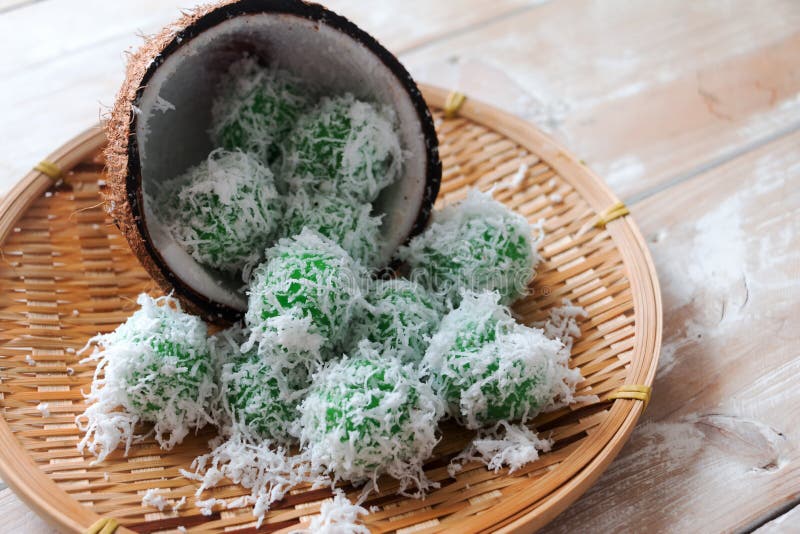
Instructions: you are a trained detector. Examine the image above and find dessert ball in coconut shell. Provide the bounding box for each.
[105,0,442,322]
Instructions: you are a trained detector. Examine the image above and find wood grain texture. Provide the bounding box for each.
[0,487,55,534]
[401,0,800,201]
[2,0,799,531]
[545,130,800,533]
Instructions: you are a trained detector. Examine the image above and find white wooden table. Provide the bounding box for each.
[1,1,798,532]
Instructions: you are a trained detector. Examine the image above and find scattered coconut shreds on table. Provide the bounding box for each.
[141,488,171,511]
[76,294,216,462]
[399,189,541,306]
[290,489,370,534]
[36,402,50,418]
[283,93,403,203]
[156,148,283,277]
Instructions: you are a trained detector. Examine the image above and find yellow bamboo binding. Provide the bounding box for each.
[34,160,63,180]
[608,384,652,409]
[594,201,629,228]
[85,517,119,534]
[444,91,467,119]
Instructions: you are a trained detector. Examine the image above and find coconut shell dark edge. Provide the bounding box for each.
[107,0,442,323]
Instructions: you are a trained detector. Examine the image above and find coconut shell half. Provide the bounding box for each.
[105,0,442,322]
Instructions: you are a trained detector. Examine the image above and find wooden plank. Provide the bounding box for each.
[0,0,42,14]
[0,488,55,533]
[401,0,800,200]
[545,129,800,533]
[754,504,800,533]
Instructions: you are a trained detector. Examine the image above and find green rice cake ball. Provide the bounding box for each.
[215,328,309,444]
[298,343,443,493]
[424,291,581,429]
[245,229,366,355]
[77,294,215,460]
[283,94,402,202]
[282,190,383,267]
[399,189,540,305]
[211,56,309,163]
[162,149,282,274]
[349,279,444,364]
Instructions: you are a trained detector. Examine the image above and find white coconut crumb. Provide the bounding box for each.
[185,428,327,527]
[142,488,171,511]
[103,472,110,482]
[290,489,369,534]
[448,422,552,476]
[547,178,557,188]
[535,299,587,353]
[66,347,76,354]
[153,95,176,113]
[13,227,20,233]
[25,355,35,366]
[36,402,50,417]
[172,496,187,511]
[44,191,53,198]
[549,192,563,203]
[72,309,80,317]
[195,497,225,516]
[97,179,106,187]
[177,527,186,533]
[497,163,529,190]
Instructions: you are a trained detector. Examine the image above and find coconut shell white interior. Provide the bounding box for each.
[131,6,439,314]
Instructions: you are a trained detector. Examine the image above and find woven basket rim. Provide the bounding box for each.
[0,84,661,533]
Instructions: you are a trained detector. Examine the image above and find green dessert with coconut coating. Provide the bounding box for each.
[77,294,215,461]
[211,56,309,163]
[399,189,540,305]
[245,229,366,356]
[348,278,444,364]
[282,190,383,267]
[424,290,581,429]
[283,93,402,202]
[160,148,282,274]
[297,342,443,492]
[215,328,309,444]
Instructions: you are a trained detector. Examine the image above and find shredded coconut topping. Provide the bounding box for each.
[399,189,541,305]
[424,290,581,429]
[158,148,282,276]
[76,294,215,462]
[297,343,444,496]
[282,190,383,267]
[283,93,402,202]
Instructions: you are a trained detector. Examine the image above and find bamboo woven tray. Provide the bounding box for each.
[0,85,661,533]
